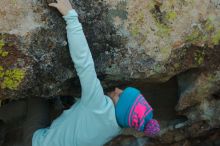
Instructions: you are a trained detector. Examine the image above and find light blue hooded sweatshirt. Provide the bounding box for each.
[32,9,122,146]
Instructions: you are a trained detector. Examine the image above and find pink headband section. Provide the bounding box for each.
[128,94,152,131]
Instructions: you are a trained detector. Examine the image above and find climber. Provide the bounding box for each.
[0,0,160,146]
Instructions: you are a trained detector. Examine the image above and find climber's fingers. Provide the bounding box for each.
[48,3,58,8]
[48,0,73,16]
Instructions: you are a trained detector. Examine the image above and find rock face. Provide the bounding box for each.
[0,0,220,145]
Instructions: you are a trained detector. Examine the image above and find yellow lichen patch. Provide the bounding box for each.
[1,68,25,90]
[0,34,27,92]
[1,51,8,57]
[0,50,9,57]
[165,11,177,21]
[0,39,8,57]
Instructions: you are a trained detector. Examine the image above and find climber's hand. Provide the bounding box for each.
[48,0,74,16]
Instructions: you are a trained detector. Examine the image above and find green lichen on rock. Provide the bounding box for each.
[129,11,145,37]
[1,68,25,90]
[0,51,9,57]
[212,30,220,45]
[203,18,218,46]
[184,24,211,45]
[184,18,220,46]
[150,1,172,37]
[165,11,177,21]
[185,28,203,43]
[204,19,215,32]
[155,23,171,37]
[0,40,4,49]
[146,0,157,10]
[130,25,140,37]
[194,50,205,65]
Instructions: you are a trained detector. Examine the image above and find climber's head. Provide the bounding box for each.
[108,87,160,137]
[107,87,123,105]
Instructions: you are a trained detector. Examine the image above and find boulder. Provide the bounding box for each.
[0,0,220,145]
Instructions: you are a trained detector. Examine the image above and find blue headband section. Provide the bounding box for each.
[115,87,141,127]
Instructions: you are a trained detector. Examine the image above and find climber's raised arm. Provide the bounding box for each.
[49,0,107,109]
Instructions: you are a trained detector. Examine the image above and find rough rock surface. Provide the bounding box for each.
[0,0,220,145]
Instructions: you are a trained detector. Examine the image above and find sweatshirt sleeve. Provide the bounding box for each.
[63,9,107,109]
